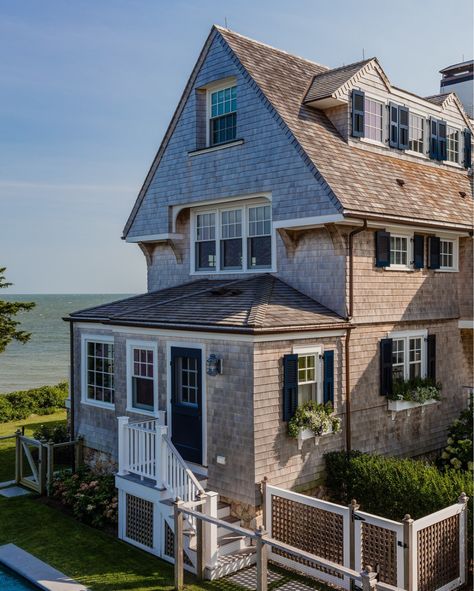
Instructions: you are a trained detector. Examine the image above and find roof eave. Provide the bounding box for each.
[303,96,347,109]
[343,210,474,233]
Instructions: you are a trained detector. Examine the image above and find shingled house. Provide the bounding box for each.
[66,26,473,574]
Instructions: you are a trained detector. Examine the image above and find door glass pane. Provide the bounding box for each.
[177,357,198,406]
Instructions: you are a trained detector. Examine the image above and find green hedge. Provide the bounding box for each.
[0,382,68,423]
[325,451,473,521]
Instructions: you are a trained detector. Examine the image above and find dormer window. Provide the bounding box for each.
[364,98,383,142]
[209,85,237,146]
[409,113,425,154]
[447,127,459,163]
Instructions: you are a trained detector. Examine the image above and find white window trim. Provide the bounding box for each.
[81,334,115,410]
[388,329,428,380]
[206,79,237,148]
[292,344,324,405]
[126,340,159,417]
[437,236,459,272]
[190,198,276,275]
[386,232,413,271]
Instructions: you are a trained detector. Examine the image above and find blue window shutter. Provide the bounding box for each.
[428,236,441,269]
[430,118,438,159]
[352,90,365,137]
[464,129,472,168]
[413,234,424,269]
[398,106,409,150]
[389,103,399,148]
[375,231,391,267]
[427,335,436,381]
[282,354,298,421]
[380,338,393,396]
[323,351,334,404]
[438,121,447,161]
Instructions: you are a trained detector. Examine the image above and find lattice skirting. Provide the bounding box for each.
[125,493,154,548]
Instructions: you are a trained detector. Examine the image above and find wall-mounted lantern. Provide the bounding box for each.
[206,354,222,376]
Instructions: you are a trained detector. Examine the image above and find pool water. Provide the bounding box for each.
[0,564,39,590]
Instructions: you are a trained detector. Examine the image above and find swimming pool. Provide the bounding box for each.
[0,563,39,591]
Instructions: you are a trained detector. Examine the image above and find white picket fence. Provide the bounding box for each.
[264,483,468,591]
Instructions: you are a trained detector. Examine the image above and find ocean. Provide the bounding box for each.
[0,294,132,393]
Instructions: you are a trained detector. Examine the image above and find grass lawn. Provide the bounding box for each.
[0,411,67,483]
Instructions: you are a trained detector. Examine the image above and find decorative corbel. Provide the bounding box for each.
[325,223,347,256]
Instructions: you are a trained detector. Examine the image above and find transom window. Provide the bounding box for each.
[130,346,155,412]
[85,340,114,405]
[390,235,409,267]
[209,85,237,146]
[296,353,321,404]
[391,332,426,382]
[447,127,459,163]
[440,239,454,269]
[364,98,383,142]
[193,201,273,273]
[409,114,425,154]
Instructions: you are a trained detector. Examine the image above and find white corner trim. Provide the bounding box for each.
[459,320,474,329]
[125,233,183,243]
[273,214,347,230]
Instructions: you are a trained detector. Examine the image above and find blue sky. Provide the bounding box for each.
[1,0,472,294]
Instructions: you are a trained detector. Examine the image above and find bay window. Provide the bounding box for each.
[127,341,157,414]
[193,201,273,273]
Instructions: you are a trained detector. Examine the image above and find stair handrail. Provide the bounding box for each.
[162,434,205,501]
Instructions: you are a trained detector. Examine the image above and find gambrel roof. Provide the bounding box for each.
[67,275,346,334]
[123,26,473,237]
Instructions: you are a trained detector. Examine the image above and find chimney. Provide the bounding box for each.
[440,60,474,118]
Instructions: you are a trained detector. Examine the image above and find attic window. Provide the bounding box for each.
[209,85,237,146]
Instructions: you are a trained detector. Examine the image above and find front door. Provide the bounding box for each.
[170,347,203,464]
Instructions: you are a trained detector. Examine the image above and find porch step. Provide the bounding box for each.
[217,501,231,519]
[207,547,256,580]
[217,514,241,537]
[217,532,248,556]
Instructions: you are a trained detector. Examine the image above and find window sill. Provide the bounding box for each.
[190,267,276,276]
[188,139,244,157]
[443,160,463,169]
[359,137,386,148]
[81,399,115,410]
[405,149,428,160]
[383,265,414,272]
[435,268,459,273]
[388,398,439,419]
[126,406,159,418]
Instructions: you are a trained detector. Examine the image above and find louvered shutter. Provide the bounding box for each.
[428,236,441,269]
[413,234,424,269]
[352,90,365,137]
[398,106,409,150]
[323,351,334,404]
[427,335,436,381]
[375,230,391,267]
[389,103,399,148]
[430,118,438,159]
[282,354,298,421]
[380,339,393,396]
[438,121,447,161]
[464,129,472,168]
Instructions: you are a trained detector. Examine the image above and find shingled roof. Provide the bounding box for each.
[216,27,473,230]
[424,93,452,106]
[67,275,346,334]
[304,58,373,102]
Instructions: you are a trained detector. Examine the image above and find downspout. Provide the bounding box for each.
[345,219,367,452]
[69,322,75,442]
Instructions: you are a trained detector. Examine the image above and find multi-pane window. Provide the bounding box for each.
[193,202,272,273]
[195,213,216,271]
[390,236,409,267]
[177,357,198,405]
[131,347,155,411]
[210,86,237,145]
[408,337,422,379]
[447,127,459,163]
[364,98,383,142]
[86,341,114,404]
[409,114,425,153]
[248,205,272,269]
[392,339,405,382]
[221,209,242,270]
[440,239,454,269]
[297,354,318,404]
[391,332,426,382]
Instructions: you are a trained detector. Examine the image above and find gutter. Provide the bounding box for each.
[345,219,368,452]
[344,210,473,234]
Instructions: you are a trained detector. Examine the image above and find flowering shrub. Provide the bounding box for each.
[389,377,441,403]
[33,423,69,443]
[288,401,341,438]
[438,400,473,472]
[52,468,117,528]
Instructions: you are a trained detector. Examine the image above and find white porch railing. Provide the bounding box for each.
[117,415,205,503]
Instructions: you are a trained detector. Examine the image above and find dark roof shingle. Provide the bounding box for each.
[304,59,373,102]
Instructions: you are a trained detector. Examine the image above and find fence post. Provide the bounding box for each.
[117,417,129,476]
[74,436,84,471]
[173,498,185,591]
[261,477,268,530]
[46,440,54,495]
[203,491,219,569]
[196,491,207,581]
[360,566,377,591]
[403,514,414,591]
[255,526,269,591]
[458,492,469,586]
[349,498,360,573]
[15,429,22,484]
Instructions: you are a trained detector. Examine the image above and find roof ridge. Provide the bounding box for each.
[214,25,329,70]
[246,274,275,327]
[312,57,374,78]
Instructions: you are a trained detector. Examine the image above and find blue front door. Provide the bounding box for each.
[170,347,203,464]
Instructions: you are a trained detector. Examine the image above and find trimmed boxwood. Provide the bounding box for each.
[0,382,68,423]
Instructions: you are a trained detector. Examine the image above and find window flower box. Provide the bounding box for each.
[288,402,341,450]
[388,397,439,415]
[297,424,334,450]
[387,377,441,418]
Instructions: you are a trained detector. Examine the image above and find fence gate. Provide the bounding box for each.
[353,510,404,588]
[265,484,351,589]
[16,435,46,494]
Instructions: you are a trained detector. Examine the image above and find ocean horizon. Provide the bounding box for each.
[0,294,133,393]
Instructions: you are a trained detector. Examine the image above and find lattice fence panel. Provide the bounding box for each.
[126,494,153,548]
[163,521,193,567]
[417,514,459,591]
[360,522,397,585]
[271,494,344,579]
